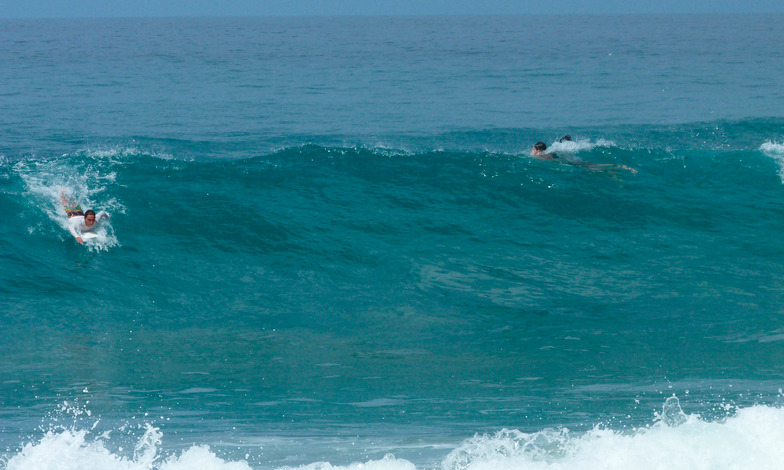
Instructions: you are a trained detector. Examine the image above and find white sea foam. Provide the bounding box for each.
[3,425,252,470]
[280,455,417,470]
[760,141,784,183]
[759,141,784,154]
[440,398,784,470]
[4,399,784,470]
[546,138,615,155]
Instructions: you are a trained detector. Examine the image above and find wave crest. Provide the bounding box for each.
[442,403,784,470]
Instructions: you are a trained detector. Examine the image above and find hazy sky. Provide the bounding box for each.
[2,0,784,18]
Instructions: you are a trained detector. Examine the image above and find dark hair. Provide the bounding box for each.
[558,135,572,143]
[85,209,96,218]
[534,142,547,152]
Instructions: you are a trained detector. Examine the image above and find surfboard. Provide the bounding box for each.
[81,232,99,240]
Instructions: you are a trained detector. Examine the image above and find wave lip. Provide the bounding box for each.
[760,140,784,183]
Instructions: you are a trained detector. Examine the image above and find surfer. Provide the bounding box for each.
[531,141,557,160]
[531,135,572,159]
[60,191,110,244]
[530,138,637,174]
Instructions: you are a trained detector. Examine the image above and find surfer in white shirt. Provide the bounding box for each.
[60,191,110,244]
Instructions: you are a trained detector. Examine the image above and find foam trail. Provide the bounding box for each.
[14,157,121,251]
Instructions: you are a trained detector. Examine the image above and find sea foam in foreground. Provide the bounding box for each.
[6,398,784,470]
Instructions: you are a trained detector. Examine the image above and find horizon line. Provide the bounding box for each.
[2,11,783,20]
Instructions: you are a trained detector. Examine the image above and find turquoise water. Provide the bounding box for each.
[3,14,784,470]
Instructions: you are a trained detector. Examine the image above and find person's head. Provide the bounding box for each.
[533,142,547,154]
[84,210,96,227]
[558,135,572,143]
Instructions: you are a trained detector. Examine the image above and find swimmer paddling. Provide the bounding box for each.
[60,190,110,244]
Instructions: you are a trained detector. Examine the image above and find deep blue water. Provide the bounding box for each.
[2,14,784,470]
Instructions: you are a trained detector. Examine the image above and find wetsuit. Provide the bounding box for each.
[67,211,110,239]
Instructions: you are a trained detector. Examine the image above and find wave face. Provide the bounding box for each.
[3,14,784,470]
[4,125,784,467]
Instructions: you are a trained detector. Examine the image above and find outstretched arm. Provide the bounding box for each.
[66,219,84,244]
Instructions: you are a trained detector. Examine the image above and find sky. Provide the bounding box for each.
[2,0,784,18]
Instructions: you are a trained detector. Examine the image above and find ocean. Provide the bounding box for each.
[2,13,784,470]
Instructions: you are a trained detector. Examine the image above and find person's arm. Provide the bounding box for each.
[95,210,110,222]
[67,219,84,244]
